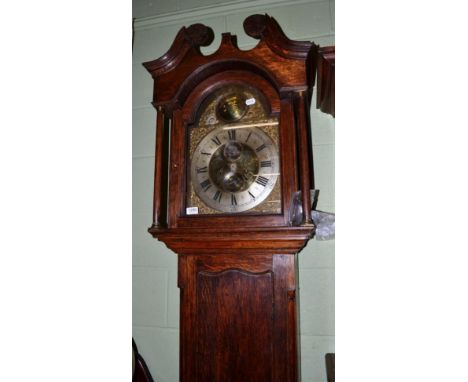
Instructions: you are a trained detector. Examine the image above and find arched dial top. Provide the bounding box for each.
[186,84,281,215]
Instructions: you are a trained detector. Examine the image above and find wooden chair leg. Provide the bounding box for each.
[133,339,154,382]
[325,353,335,382]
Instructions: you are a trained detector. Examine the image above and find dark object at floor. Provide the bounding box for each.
[133,339,154,382]
[326,353,335,382]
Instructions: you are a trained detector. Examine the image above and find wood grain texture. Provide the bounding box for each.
[316,46,335,117]
[151,108,165,228]
[178,254,299,382]
[143,15,317,238]
[143,15,318,112]
[196,269,274,381]
[142,14,320,382]
[294,92,313,224]
[148,226,314,255]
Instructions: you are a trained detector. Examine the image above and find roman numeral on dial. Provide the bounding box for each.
[255,143,266,152]
[213,190,223,202]
[200,179,212,191]
[227,129,236,140]
[231,194,237,206]
[196,166,208,173]
[260,160,271,168]
[255,176,269,187]
[211,136,222,146]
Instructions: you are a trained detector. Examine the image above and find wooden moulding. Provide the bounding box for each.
[316,46,335,117]
[143,14,317,253]
[148,226,315,255]
[143,14,318,110]
[151,107,165,228]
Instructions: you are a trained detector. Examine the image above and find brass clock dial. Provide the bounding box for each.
[216,93,247,122]
[186,84,281,215]
[191,126,279,213]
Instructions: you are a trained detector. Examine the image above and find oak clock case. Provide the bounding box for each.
[143,14,317,382]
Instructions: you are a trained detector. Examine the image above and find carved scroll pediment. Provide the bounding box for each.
[143,14,318,108]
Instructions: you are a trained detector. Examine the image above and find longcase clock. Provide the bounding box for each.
[143,14,317,382]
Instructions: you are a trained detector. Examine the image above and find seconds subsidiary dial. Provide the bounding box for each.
[191,125,279,213]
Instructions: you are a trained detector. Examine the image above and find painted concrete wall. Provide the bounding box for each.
[133,1,334,380]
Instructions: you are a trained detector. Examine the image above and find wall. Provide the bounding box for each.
[133,1,334,381]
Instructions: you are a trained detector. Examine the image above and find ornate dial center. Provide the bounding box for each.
[210,142,259,193]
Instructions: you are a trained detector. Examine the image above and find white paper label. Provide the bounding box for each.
[245,98,256,106]
[186,207,199,215]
